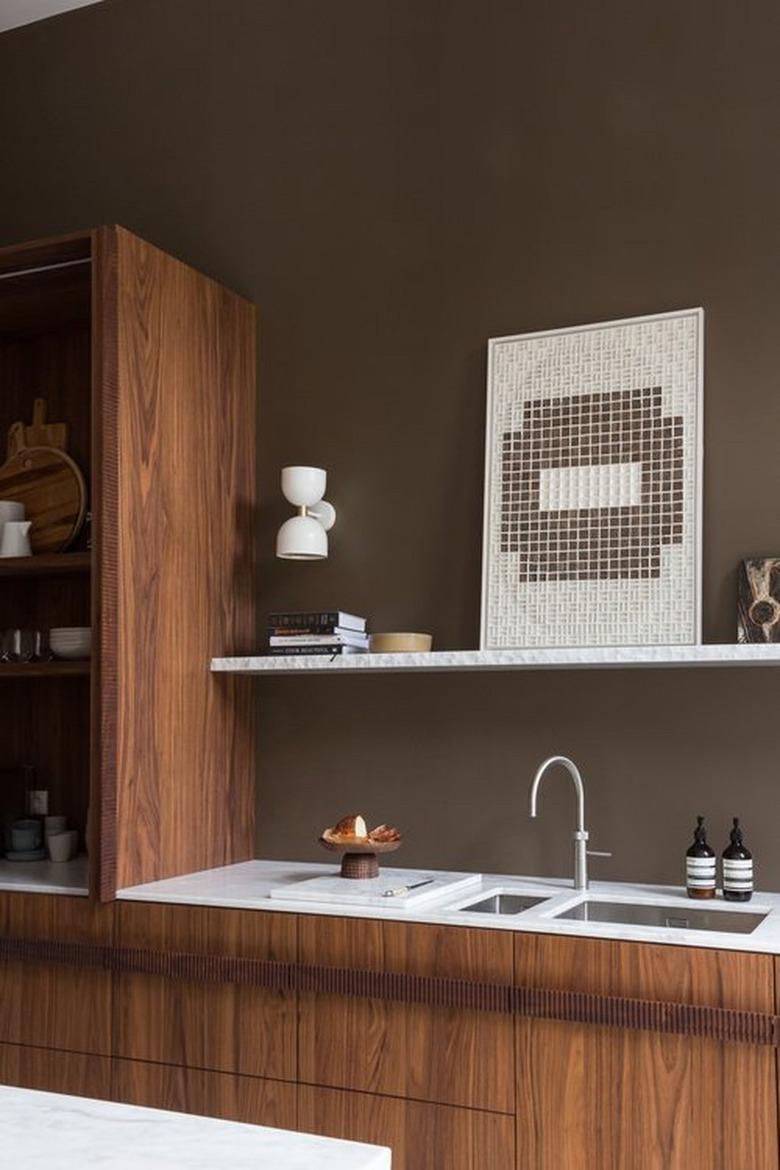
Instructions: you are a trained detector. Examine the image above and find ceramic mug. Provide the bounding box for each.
[0,500,24,530]
[47,831,73,863]
[0,520,32,558]
[11,818,42,852]
[44,815,67,841]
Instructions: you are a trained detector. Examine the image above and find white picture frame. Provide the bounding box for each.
[480,309,704,650]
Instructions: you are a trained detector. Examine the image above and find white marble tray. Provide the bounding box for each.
[270,867,480,908]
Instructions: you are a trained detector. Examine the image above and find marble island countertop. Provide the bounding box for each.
[0,1086,391,1169]
[118,859,780,955]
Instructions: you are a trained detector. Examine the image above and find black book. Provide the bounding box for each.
[268,610,366,633]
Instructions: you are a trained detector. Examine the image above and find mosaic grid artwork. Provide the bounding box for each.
[481,310,703,648]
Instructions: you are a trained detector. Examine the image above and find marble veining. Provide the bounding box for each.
[0,1086,391,1169]
[211,643,780,675]
[118,859,780,956]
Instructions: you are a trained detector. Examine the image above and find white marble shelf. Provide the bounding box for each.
[0,853,88,896]
[211,644,780,676]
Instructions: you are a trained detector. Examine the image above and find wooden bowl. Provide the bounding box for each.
[319,836,401,879]
[368,632,432,653]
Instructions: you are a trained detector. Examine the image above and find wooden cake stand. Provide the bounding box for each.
[319,837,401,879]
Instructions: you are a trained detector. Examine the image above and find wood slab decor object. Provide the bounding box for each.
[738,559,780,642]
[8,398,69,454]
[0,423,86,552]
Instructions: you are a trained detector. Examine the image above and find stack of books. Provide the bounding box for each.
[268,611,369,656]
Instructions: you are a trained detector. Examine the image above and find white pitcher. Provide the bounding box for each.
[0,500,24,546]
[0,520,32,558]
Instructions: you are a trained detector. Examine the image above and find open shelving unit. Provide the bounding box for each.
[211,644,780,675]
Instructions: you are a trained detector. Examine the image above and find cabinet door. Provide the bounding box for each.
[298,915,514,1113]
[515,934,778,1170]
[0,1041,111,1099]
[112,1058,297,1130]
[114,903,296,1080]
[0,894,113,1054]
[299,1085,514,1170]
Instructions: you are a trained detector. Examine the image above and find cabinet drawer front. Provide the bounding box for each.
[0,1042,111,1101]
[299,1085,514,1170]
[114,903,297,1079]
[0,895,113,1054]
[112,1059,297,1130]
[298,915,514,1112]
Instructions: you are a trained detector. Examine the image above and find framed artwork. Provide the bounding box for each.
[738,559,780,642]
[480,309,704,649]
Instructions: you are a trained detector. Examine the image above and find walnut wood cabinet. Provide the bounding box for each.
[0,893,113,1055]
[0,901,778,1170]
[297,914,515,1114]
[113,903,297,1081]
[515,933,778,1170]
[298,1085,515,1170]
[0,227,256,901]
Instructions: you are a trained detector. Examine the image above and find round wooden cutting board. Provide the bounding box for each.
[0,445,87,553]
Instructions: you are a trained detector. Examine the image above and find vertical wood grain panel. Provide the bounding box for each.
[298,915,514,1113]
[0,1042,111,1100]
[515,935,778,1170]
[299,1085,515,1170]
[0,894,113,1054]
[112,1058,297,1130]
[114,903,296,1081]
[112,226,255,890]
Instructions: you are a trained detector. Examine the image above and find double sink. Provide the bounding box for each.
[455,888,767,936]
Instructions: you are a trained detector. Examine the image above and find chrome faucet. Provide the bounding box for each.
[529,755,611,890]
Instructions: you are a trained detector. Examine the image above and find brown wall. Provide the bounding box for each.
[2,0,780,887]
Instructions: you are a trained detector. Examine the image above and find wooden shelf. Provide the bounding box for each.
[0,552,90,578]
[211,644,780,676]
[0,660,90,678]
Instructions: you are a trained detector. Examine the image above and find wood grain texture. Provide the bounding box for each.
[114,903,296,1080]
[298,915,514,1113]
[0,1041,111,1100]
[298,1085,515,1170]
[515,934,778,1170]
[112,1059,297,1130]
[110,226,255,890]
[0,894,113,1055]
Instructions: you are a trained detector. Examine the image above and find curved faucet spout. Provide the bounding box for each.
[529,755,591,889]
[529,755,586,832]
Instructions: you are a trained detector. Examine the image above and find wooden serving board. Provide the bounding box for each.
[0,445,87,553]
[7,399,68,457]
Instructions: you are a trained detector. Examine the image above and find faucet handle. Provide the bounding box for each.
[586,850,612,859]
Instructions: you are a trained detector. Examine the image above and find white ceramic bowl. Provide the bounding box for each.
[50,628,91,659]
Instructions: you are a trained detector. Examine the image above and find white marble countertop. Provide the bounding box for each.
[0,853,88,896]
[118,859,780,955]
[0,1086,391,1169]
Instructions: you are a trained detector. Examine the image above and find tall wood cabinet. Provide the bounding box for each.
[0,226,256,900]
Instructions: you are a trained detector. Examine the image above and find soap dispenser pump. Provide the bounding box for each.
[686,815,716,899]
[722,818,753,902]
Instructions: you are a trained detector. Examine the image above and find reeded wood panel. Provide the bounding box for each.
[114,903,296,1080]
[107,226,255,892]
[515,935,778,1170]
[0,1042,111,1100]
[0,894,113,1054]
[298,915,514,1113]
[112,1058,297,1130]
[299,1085,515,1170]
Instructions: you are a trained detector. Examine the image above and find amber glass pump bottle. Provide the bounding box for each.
[722,818,753,902]
[686,815,716,899]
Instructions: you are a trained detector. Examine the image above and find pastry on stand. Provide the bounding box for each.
[320,814,401,878]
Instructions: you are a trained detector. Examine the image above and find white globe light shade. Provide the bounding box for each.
[276,514,328,560]
[281,466,327,508]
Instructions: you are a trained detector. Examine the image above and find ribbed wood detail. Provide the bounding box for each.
[0,933,777,1047]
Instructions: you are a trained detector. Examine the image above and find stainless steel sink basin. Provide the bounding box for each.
[554,899,767,934]
[459,892,548,915]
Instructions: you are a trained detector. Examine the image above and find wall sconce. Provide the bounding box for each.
[276,466,336,560]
